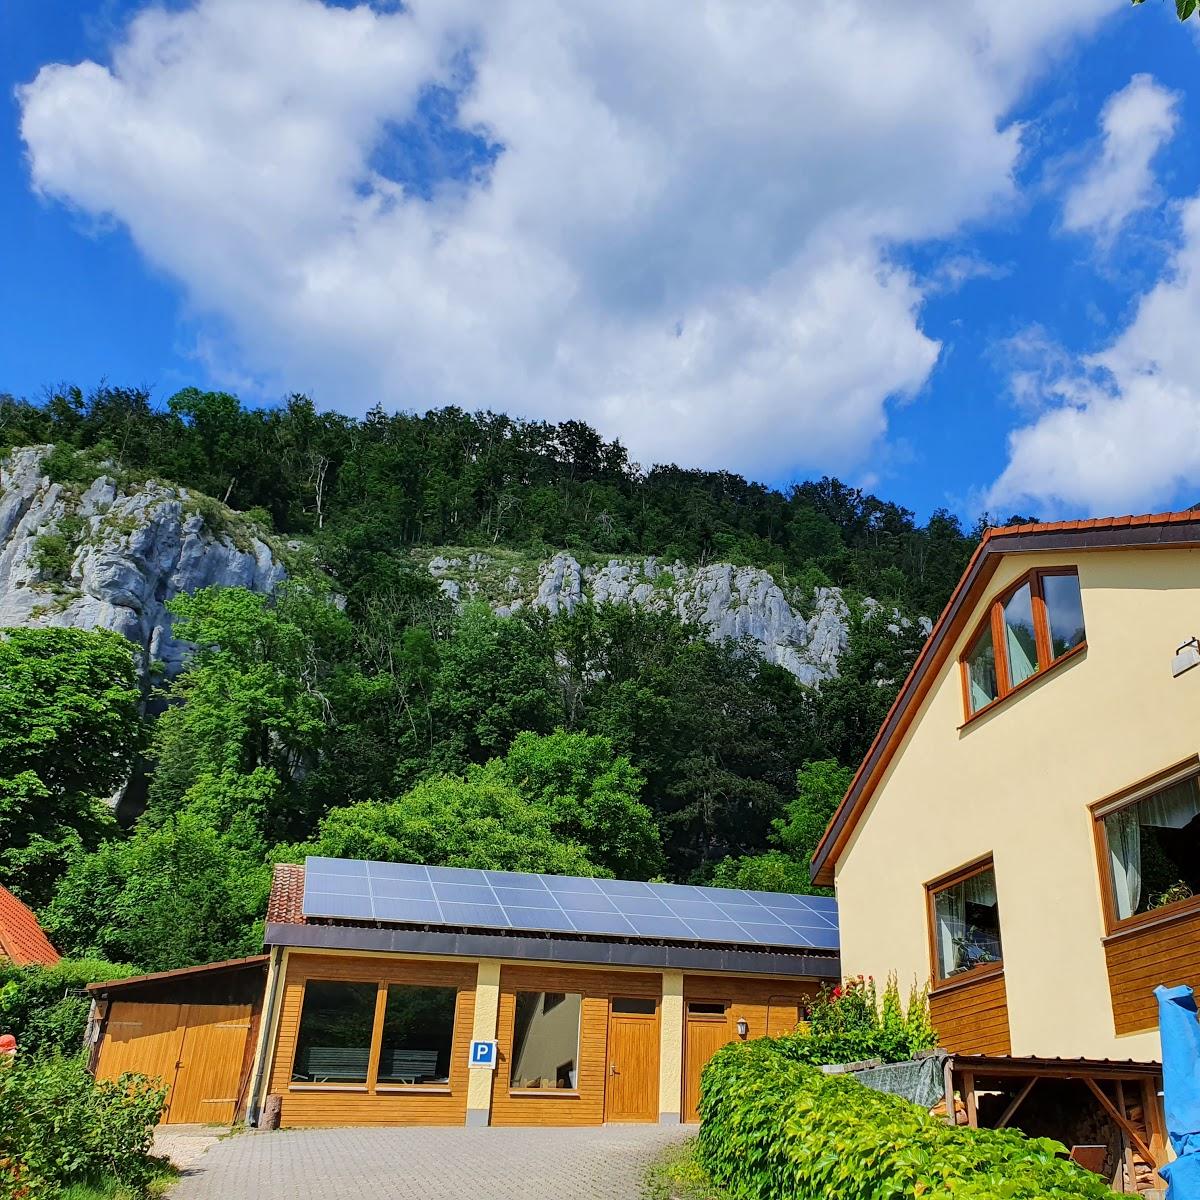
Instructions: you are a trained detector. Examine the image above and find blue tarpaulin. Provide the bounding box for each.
[1157,984,1200,1200]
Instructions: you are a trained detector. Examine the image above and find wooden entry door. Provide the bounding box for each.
[96,1002,251,1125]
[683,1002,733,1123]
[169,1005,253,1124]
[604,998,659,1122]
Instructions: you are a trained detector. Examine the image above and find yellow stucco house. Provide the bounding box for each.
[811,510,1200,1068]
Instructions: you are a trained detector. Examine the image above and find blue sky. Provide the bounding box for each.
[3,1,1200,522]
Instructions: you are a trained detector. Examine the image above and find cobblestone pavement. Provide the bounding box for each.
[168,1123,693,1199]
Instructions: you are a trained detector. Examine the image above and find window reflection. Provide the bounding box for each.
[378,984,457,1085]
[965,625,998,713]
[510,991,581,1090]
[291,981,377,1083]
[1043,573,1086,659]
[1002,583,1038,688]
[933,867,1003,980]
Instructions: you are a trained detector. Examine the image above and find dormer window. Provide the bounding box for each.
[961,568,1085,718]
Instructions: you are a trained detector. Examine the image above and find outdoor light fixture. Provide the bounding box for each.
[736,1017,749,1038]
[1172,637,1200,678]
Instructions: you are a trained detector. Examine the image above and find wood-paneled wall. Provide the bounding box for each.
[269,952,477,1127]
[490,965,661,1128]
[1105,907,1200,1035]
[929,970,1011,1055]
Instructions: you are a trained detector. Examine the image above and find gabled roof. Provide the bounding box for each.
[810,509,1200,886]
[85,955,269,994]
[0,885,61,967]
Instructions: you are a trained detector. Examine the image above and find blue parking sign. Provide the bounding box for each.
[469,1039,497,1069]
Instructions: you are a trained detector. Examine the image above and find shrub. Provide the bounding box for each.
[697,1038,1122,1200]
[0,1054,166,1199]
[780,974,937,1067]
[0,960,135,1058]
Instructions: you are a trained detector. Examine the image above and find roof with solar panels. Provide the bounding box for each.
[264,857,841,977]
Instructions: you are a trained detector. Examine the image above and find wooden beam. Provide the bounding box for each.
[996,1077,1037,1129]
[963,1070,978,1129]
[1084,1078,1156,1169]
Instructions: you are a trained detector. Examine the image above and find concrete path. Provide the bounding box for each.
[168,1123,693,1199]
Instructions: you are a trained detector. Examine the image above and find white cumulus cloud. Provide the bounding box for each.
[1061,73,1180,246]
[19,0,1114,477]
[988,195,1200,516]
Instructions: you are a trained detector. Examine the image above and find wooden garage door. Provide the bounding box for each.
[96,1002,251,1125]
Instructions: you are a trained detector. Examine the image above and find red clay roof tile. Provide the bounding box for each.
[267,863,306,926]
[0,885,60,967]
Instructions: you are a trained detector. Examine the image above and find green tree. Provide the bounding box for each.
[707,760,852,894]
[498,729,663,878]
[298,771,600,876]
[43,814,270,972]
[0,627,142,906]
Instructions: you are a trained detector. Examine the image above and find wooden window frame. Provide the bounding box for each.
[288,977,460,1094]
[925,855,1004,991]
[959,566,1086,723]
[1090,756,1200,938]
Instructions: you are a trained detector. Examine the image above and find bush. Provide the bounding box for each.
[697,1038,1122,1200]
[780,974,936,1067]
[0,1054,166,1199]
[0,960,135,1058]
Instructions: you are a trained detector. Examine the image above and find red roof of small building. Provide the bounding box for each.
[267,863,306,926]
[0,884,61,967]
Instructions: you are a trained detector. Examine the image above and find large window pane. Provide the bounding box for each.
[377,984,457,1084]
[1105,776,1200,920]
[1002,583,1039,688]
[1043,574,1086,659]
[292,981,377,1083]
[510,991,581,1090]
[933,867,1003,980]
[965,625,998,713]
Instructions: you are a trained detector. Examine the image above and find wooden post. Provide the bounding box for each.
[1115,1080,1131,1194]
[996,1077,1037,1129]
[963,1070,978,1129]
[942,1056,956,1126]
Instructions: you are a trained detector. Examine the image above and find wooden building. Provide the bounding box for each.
[87,956,268,1125]
[246,858,841,1128]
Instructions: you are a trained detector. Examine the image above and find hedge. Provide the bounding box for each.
[0,1054,166,1199]
[696,1038,1123,1200]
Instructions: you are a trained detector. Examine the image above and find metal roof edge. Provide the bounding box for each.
[264,921,841,979]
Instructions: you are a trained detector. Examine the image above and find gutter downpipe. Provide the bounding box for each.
[246,945,284,1128]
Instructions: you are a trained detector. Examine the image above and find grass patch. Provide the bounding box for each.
[59,1159,176,1200]
[643,1139,728,1200]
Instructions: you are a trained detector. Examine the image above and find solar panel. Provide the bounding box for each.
[300,856,839,951]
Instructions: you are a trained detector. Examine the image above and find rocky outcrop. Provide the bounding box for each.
[0,446,285,673]
[427,551,931,686]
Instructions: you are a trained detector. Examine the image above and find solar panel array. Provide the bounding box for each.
[301,856,838,951]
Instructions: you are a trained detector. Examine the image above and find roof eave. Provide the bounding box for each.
[810,518,1200,885]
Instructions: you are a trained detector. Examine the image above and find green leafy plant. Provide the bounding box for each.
[1132,0,1199,21]
[697,1037,1123,1200]
[779,974,937,1067]
[0,960,134,1057]
[0,1054,167,1199]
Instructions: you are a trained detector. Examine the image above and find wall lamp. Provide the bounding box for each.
[736,1016,750,1038]
[1173,637,1200,678]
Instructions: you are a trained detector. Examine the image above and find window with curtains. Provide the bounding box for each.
[960,569,1085,716]
[1100,771,1200,925]
[928,861,1003,984]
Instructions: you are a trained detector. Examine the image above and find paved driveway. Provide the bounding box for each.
[168,1124,693,1200]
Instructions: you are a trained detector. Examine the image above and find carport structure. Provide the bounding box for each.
[948,1054,1167,1196]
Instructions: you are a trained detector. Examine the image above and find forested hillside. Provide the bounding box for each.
[0,384,996,974]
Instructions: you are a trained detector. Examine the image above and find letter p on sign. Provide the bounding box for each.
[469,1039,497,1069]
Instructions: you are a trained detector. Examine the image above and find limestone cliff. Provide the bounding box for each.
[428,551,930,685]
[0,446,285,672]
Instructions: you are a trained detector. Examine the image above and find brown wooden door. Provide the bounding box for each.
[96,1002,186,1120]
[604,998,659,1123]
[169,1004,253,1124]
[683,1002,733,1123]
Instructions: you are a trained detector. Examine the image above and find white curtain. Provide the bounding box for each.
[1108,808,1141,920]
[1107,778,1199,919]
[935,887,965,978]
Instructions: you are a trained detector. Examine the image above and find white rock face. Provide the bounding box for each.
[427,551,931,686]
[0,446,286,673]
